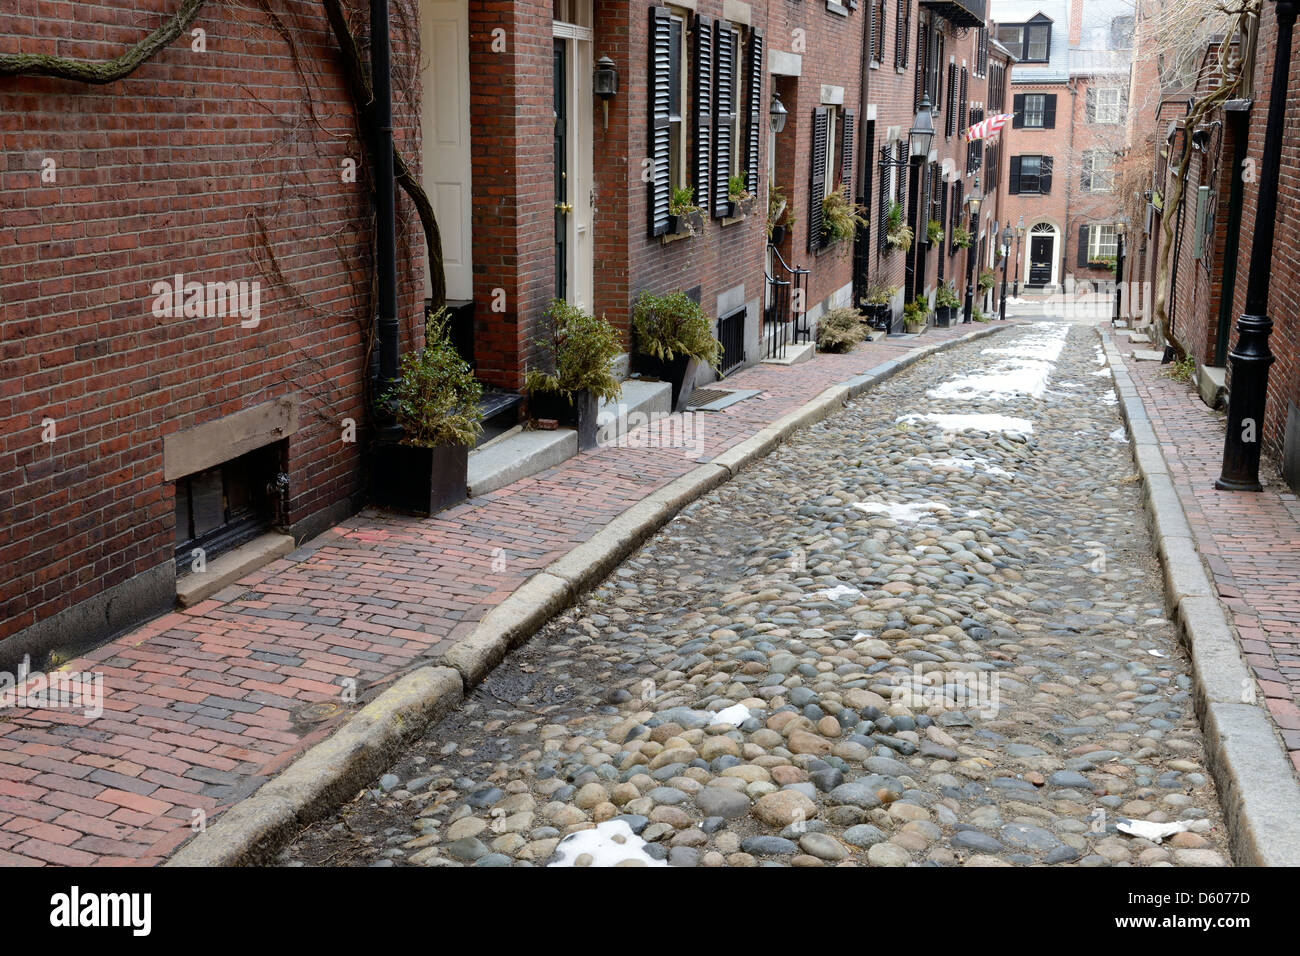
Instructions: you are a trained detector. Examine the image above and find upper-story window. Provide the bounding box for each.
[1111,16,1135,49]
[1024,93,1046,127]
[997,15,1052,63]
[1088,87,1126,125]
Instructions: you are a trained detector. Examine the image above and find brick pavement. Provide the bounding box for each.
[0,322,1012,865]
[1110,335,1300,779]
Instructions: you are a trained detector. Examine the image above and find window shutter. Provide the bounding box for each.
[1081,152,1092,192]
[1043,94,1057,129]
[693,16,714,213]
[1012,93,1025,128]
[745,30,763,195]
[1009,155,1021,194]
[958,68,968,134]
[841,108,855,192]
[871,1,881,62]
[1085,87,1096,123]
[809,107,828,251]
[951,62,961,135]
[895,0,908,69]
[914,19,927,112]
[712,27,736,218]
[878,145,890,253]
[648,6,672,237]
[1078,225,1090,267]
[1041,155,1054,193]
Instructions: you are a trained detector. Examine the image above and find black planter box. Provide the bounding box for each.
[934,305,957,328]
[769,224,787,246]
[863,302,891,331]
[632,351,700,411]
[372,441,468,517]
[530,389,599,450]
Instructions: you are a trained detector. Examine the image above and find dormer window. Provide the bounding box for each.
[996,14,1052,63]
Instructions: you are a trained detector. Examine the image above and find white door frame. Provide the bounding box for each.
[419,0,474,302]
[554,14,594,309]
[1027,220,1060,288]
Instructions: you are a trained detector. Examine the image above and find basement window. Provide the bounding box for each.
[174,444,282,568]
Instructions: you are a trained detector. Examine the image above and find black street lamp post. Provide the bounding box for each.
[1013,216,1025,297]
[1217,0,1297,491]
[1113,221,1126,326]
[1000,225,1013,321]
[962,175,983,324]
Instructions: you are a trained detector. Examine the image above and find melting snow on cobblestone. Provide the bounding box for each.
[914,456,1016,479]
[1110,427,1129,443]
[852,500,952,523]
[548,819,668,867]
[897,413,1034,438]
[928,323,1070,401]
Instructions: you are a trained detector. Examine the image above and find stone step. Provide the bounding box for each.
[610,352,630,383]
[1132,348,1167,362]
[1125,331,1151,343]
[596,379,672,445]
[176,532,294,607]
[762,341,815,366]
[468,427,577,497]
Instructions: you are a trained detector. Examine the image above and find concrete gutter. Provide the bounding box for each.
[1103,335,1300,867]
[166,322,1018,867]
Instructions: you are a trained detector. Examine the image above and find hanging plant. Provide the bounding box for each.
[951,225,973,249]
[885,202,913,253]
[978,268,996,292]
[927,219,945,245]
[821,186,869,247]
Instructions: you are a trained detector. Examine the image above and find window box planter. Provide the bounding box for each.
[768,224,787,246]
[529,389,599,450]
[371,441,468,517]
[668,209,704,236]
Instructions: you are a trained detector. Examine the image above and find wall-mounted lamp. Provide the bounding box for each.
[770,94,788,134]
[594,55,617,130]
[909,93,935,159]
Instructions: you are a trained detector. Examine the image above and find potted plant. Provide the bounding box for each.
[951,224,972,249]
[668,185,705,236]
[978,268,996,294]
[727,174,755,218]
[821,185,869,251]
[885,202,914,253]
[934,282,961,327]
[926,219,945,247]
[815,307,867,353]
[631,289,722,411]
[903,297,929,334]
[525,299,623,450]
[860,280,898,332]
[767,184,794,245]
[374,308,483,516]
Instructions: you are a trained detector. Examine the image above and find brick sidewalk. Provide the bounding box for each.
[1110,334,1300,778]
[0,321,1014,866]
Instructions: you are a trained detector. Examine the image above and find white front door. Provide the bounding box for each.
[554,13,594,309]
[420,0,473,302]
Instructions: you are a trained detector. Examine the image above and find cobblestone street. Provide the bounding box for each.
[283,322,1229,868]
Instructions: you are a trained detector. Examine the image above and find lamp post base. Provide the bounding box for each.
[1216,312,1274,493]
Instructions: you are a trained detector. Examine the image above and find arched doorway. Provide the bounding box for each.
[1026,221,1059,289]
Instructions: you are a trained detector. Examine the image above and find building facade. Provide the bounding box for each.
[991,0,1135,291]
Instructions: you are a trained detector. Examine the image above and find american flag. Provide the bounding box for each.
[964,113,1015,142]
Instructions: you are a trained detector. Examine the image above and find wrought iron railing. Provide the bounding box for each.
[768,243,810,350]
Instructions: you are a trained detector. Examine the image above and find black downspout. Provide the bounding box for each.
[1215,108,1249,366]
[371,0,401,431]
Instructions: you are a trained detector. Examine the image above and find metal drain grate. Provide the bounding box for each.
[685,387,761,412]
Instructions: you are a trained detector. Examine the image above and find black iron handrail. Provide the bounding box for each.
[769,243,811,344]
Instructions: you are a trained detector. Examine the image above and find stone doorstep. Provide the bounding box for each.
[175,532,295,607]
[1132,348,1167,362]
[1125,331,1151,343]
[467,379,672,497]
[762,341,816,366]
[1196,364,1227,410]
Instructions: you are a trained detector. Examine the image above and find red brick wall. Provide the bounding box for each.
[0,0,426,643]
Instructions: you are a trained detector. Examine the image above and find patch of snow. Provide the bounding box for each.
[1116,818,1211,843]
[1056,382,1085,389]
[710,703,752,725]
[929,324,1070,401]
[549,819,668,867]
[818,583,864,600]
[915,455,1016,479]
[1100,392,1118,405]
[852,501,952,524]
[897,413,1034,439]
[1091,367,1113,377]
[1109,427,1129,443]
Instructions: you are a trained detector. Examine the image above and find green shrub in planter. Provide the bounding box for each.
[951,225,972,249]
[525,299,622,449]
[816,307,866,353]
[822,186,869,248]
[978,268,996,292]
[374,309,483,515]
[903,297,929,332]
[631,290,722,410]
[933,282,961,327]
[926,219,944,245]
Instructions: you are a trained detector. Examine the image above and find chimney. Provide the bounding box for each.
[1069,0,1083,47]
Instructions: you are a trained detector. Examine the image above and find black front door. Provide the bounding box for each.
[1029,235,1053,286]
[553,39,567,302]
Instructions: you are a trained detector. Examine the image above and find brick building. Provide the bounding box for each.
[990,0,1135,291]
[853,0,1011,327]
[1130,2,1300,486]
[1,0,1007,667]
